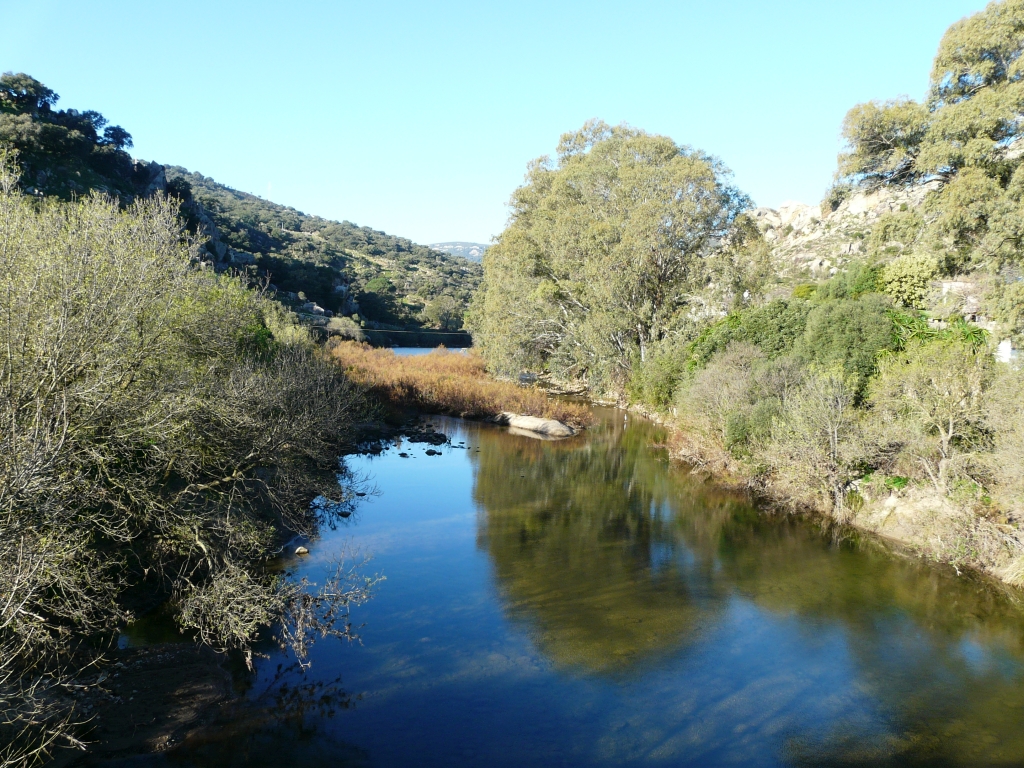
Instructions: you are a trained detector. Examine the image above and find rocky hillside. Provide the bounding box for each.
[749,182,1023,364]
[750,183,937,280]
[429,241,489,262]
[166,168,482,332]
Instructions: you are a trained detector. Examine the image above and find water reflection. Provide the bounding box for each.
[165,666,367,768]
[128,405,1024,767]
[474,414,728,674]
[474,408,1024,763]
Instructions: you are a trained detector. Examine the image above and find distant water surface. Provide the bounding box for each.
[137,398,1024,767]
[392,345,468,356]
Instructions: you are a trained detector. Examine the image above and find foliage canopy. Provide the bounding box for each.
[472,120,750,385]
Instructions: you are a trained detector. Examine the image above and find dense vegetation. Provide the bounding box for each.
[0,155,376,765]
[166,168,481,333]
[474,1,1024,584]
[330,343,590,428]
[0,72,149,199]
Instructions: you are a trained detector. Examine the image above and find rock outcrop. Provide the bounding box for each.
[751,181,941,279]
[495,413,575,438]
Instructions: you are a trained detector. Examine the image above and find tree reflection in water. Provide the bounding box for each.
[474,408,1024,764]
[165,664,368,768]
[474,412,731,674]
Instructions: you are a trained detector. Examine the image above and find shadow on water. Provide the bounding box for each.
[161,666,370,768]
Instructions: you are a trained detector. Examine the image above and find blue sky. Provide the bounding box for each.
[4,0,989,244]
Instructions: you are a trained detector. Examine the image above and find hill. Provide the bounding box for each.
[429,241,490,262]
[0,72,482,342]
[166,168,482,336]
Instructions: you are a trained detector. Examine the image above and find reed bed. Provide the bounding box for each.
[329,342,591,428]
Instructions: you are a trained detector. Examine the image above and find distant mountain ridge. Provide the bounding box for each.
[430,242,490,262]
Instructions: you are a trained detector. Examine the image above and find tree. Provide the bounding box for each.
[422,295,463,330]
[928,0,1024,107]
[473,119,748,385]
[834,1,1024,273]
[0,72,58,115]
[870,341,991,492]
[101,125,132,150]
[762,368,863,516]
[838,98,930,187]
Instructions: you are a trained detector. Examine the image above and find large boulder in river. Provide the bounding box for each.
[497,413,575,438]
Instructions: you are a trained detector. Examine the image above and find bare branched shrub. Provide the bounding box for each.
[870,341,991,493]
[277,553,384,669]
[675,342,763,446]
[758,368,863,517]
[0,152,372,763]
[984,366,1024,516]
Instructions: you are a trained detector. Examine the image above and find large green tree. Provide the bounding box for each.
[837,0,1024,276]
[472,120,748,386]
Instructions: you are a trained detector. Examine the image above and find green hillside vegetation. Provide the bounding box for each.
[0,72,154,200]
[0,71,481,344]
[474,0,1024,584]
[166,168,481,335]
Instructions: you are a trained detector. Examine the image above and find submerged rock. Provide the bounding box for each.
[406,431,448,445]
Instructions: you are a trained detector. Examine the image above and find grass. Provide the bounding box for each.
[329,342,591,428]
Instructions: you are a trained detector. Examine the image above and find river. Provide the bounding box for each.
[134,400,1024,766]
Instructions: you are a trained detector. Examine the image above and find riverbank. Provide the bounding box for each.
[329,342,590,429]
[628,401,1024,590]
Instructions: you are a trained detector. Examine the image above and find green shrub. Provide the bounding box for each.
[879,251,939,308]
[688,300,812,369]
[795,294,894,387]
[868,209,925,256]
[815,261,880,300]
[629,344,687,407]
[821,182,852,216]
[885,476,910,491]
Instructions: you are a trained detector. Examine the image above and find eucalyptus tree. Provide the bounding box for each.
[472,120,748,387]
[837,0,1024,275]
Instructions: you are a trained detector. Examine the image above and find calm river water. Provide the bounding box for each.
[155,401,1024,766]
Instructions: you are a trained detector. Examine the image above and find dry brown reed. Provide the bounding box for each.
[329,342,591,428]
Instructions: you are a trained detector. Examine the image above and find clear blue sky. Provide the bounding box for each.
[4,0,989,244]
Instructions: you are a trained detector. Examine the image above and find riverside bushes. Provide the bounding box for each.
[667,288,1024,582]
[329,342,591,428]
[0,155,371,764]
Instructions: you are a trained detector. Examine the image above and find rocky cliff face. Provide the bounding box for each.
[750,181,940,279]
[429,242,489,262]
[750,181,1021,355]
